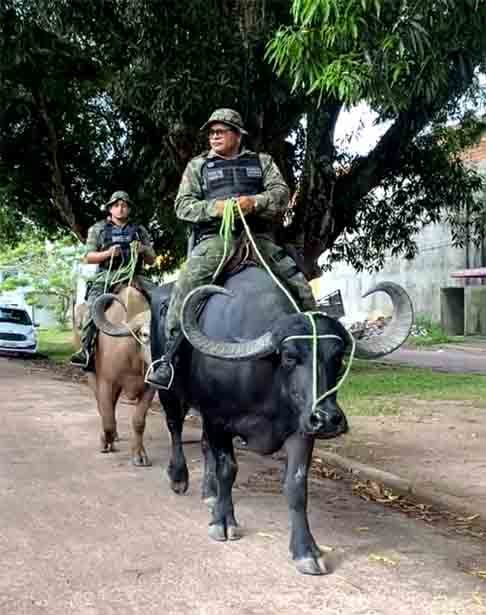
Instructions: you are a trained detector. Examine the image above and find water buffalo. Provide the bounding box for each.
[95,266,412,575]
[83,286,156,465]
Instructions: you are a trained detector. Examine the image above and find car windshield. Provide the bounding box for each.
[0,308,32,325]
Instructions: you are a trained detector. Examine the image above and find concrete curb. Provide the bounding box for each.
[314,448,486,527]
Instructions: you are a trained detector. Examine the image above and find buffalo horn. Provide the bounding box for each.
[91,293,132,337]
[181,285,277,360]
[352,282,414,359]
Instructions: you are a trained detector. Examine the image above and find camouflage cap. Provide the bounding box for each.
[104,190,131,209]
[200,108,248,135]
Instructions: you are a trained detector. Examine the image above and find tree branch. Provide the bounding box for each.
[332,52,478,243]
[35,91,85,240]
[334,106,432,217]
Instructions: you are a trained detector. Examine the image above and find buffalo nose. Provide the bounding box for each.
[330,412,343,426]
[309,406,344,432]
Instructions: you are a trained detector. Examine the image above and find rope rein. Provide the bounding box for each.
[140,197,355,405]
[217,198,355,410]
[97,240,147,347]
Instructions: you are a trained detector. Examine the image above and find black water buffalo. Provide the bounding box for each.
[95,265,413,575]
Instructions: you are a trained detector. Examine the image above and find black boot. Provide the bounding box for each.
[70,323,96,372]
[145,334,181,390]
[70,348,90,368]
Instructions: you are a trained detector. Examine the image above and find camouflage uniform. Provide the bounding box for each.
[165,149,315,339]
[148,108,315,389]
[77,219,156,357]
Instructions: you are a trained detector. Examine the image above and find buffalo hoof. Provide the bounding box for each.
[100,443,116,453]
[167,464,189,495]
[132,454,152,467]
[295,556,328,576]
[171,480,189,494]
[226,525,242,541]
[208,523,227,542]
[167,470,189,495]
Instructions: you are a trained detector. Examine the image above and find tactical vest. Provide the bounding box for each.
[99,221,142,271]
[194,153,273,242]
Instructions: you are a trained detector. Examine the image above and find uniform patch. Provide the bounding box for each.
[207,169,225,181]
[246,166,263,178]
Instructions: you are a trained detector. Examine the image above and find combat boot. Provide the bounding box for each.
[146,335,179,390]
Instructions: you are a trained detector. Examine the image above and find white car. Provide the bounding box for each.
[0,305,38,355]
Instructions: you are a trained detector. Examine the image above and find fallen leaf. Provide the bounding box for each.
[458,514,480,522]
[472,592,484,606]
[256,532,275,539]
[369,553,398,567]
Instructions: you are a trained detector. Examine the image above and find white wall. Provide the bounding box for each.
[315,161,486,325]
[315,222,481,325]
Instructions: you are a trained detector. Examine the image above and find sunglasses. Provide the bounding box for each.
[208,127,234,138]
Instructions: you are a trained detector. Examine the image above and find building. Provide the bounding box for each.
[313,133,486,330]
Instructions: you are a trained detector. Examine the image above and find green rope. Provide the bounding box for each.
[214,198,355,410]
[306,312,318,403]
[96,241,139,292]
[285,322,356,409]
[212,199,236,282]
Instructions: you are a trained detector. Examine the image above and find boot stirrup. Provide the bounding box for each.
[145,358,175,390]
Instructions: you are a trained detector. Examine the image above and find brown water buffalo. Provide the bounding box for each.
[76,286,154,465]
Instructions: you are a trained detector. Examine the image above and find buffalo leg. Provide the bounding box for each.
[201,426,217,507]
[96,381,120,453]
[283,433,326,575]
[206,428,240,542]
[131,387,155,467]
[161,394,189,494]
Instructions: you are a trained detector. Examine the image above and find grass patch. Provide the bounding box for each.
[38,328,75,363]
[35,329,486,417]
[407,315,462,347]
[340,360,486,416]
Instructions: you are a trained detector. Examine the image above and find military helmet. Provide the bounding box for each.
[200,108,248,135]
[104,190,131,209]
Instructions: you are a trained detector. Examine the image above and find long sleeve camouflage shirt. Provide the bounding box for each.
[174,148,290,225]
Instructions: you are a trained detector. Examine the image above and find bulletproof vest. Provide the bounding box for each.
[194,154,272,242]
[99,221,141,271]
[201,154,264,200]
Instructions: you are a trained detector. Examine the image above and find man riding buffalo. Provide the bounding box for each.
[92,111,414,574]
[146,108,316,389]
[71,190,156,370]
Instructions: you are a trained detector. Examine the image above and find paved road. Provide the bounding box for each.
[1,358,486,615]
[383,346,486,374]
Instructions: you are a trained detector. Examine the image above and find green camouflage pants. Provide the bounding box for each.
[165,234,316,340]
[79,274,156,350]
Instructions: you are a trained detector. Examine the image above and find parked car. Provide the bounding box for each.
[0,304,38,355]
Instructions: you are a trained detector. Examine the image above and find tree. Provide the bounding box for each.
[0,235,83,327]
[1,0,486,275]
[267,0,486,273]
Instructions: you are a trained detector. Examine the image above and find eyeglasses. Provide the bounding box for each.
[208,128,234,138]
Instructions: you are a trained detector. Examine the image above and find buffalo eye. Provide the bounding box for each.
[281,349,298,370]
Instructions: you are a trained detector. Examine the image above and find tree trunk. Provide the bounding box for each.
[290,103,341,278]
[35,91,85,241]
